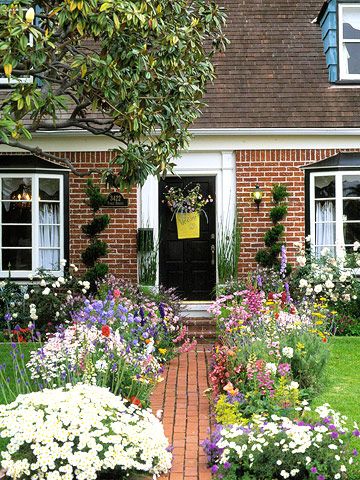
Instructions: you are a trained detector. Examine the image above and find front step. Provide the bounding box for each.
[182,301,212,319]
[184,316,216,342]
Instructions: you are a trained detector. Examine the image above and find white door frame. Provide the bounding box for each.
[138,150,236,286]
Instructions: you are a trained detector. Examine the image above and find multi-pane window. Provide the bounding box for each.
[0,174,64,277]
[310,172,360,256]
[339,3,360,80]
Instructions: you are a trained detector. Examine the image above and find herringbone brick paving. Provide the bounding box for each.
[151,347,212,480]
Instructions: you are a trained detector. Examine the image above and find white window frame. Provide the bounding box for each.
[338,3,360,80]
[310,170,360,256]
[0,173,64,278]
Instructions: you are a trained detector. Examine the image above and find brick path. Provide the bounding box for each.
[151,347,212,480]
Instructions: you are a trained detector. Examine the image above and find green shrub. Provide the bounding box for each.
[272,183,290,203]
[82,215,110,236]
[269,204,288,223]
[264,224,285,247]
[81,240,108,266]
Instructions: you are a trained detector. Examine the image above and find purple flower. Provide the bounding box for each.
[159,303,165,319]
[223,462,231,470]
[317,476,325,480]
[211,465,219,474]
[331,431,339,439]
[280,245,287,276]
[353,429,360,437]
[311,467,317,473]
[353,449,358,456]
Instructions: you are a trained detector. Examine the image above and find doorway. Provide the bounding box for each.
[159,176,216,300]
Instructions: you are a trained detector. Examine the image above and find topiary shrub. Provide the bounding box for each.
[256,183,290,271]
[81,180,110,289]
[264,224,285,247]
[269,204,288,224]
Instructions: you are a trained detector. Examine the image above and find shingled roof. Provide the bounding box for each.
[195,0,360,129]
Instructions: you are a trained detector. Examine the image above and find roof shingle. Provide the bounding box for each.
[196,0,360,129]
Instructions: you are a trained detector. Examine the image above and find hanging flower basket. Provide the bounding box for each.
[176,211,200,239]
[163,183,213,239]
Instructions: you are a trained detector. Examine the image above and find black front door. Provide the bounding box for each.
[159,176,216,300]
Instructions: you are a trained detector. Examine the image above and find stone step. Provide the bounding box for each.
[183,316,216,341]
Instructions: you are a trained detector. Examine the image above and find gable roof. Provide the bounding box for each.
[195,0,360,129]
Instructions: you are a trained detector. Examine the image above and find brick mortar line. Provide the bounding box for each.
[196,347,200,479]
[183,352,189,478]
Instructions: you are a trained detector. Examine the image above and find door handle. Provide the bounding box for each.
[211,244,215,265]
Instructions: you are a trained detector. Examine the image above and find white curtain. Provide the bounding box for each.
[39,204,60,269]
[316,201,336,248]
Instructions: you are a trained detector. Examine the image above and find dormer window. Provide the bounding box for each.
[339,3,360,80]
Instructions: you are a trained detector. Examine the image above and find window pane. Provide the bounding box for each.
[2,202,31,223]
[315,176,335,198]
[343,175,360,197]
[2,226,31,247]
[2,178,32,200]
[39,249,60,270]
[315,222,335,246]
[343,200,360,221]
[315,200,335,222]
[315,246,336,257]
[343,7,360,39]
[39,226,60,247]
[344,223,360,244]
[3,249,31,271]
[343,43,360,75]
[39,203,59,224]
[39,178,60,201]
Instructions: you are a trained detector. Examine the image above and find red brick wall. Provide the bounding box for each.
[63,148,360,284]
[62,151,138,283]
[236,149,341,276]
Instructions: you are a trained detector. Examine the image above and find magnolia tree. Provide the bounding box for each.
[0,0,227,188]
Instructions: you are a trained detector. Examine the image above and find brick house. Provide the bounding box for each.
[1,0,360,302]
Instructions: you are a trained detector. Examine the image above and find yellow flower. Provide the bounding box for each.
[158,348,167,355]
[315,320,323,325]
[296,342,305,350]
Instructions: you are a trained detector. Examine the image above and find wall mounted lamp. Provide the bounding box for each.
[252,184,263,211]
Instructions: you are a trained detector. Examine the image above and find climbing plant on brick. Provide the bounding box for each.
[81,180,110,287]
[255,184,290,270]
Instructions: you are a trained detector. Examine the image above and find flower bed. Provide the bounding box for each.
[0,272,194,478]
[204,288,358,479]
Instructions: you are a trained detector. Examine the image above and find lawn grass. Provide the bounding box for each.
[0,342,38,405]
[314,337,360,479]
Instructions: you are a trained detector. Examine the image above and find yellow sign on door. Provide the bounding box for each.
[175,212,200,239]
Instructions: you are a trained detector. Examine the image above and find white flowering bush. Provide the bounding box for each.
[291,240,360,304]
[0,263,90,339]
[204,403,359,480]
[0,384,172,480]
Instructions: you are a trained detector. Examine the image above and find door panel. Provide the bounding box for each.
[159,176,216,300]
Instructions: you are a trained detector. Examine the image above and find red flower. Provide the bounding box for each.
[113,289,121,298]
[101,325,111,337]
[281,291,287,303]
[130,396,142,408]
[322,337,327,343]
[268,292,274,300]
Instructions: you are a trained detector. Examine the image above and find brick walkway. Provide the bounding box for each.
[151,347,212,480]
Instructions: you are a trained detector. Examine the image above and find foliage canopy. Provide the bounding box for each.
[0,0,227,188]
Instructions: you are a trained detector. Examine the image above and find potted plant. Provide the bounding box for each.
[163,183,213,239]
